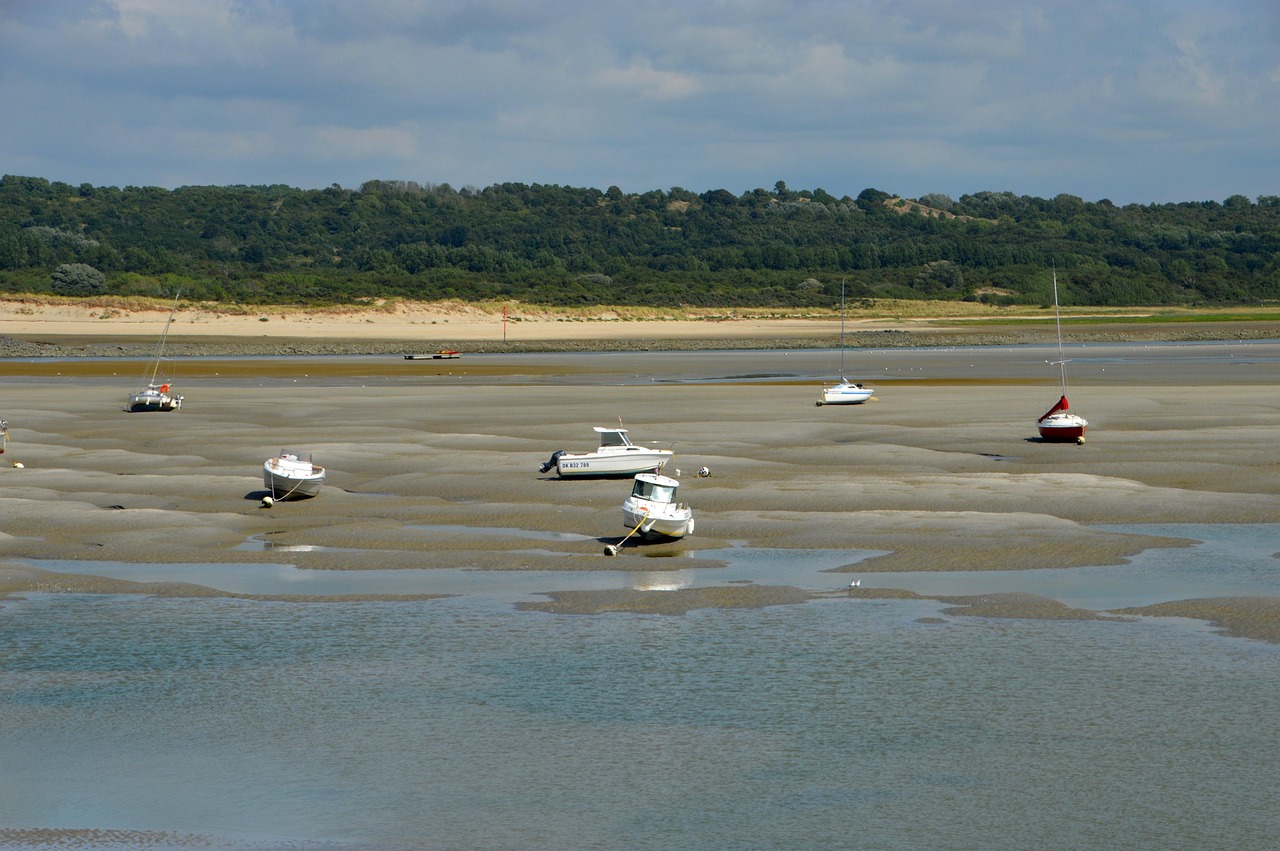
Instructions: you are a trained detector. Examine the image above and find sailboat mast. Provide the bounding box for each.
[145,292,180,385]
[1051,268,1069,394]
[838,279,846,379]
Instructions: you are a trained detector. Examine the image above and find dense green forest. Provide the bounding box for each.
[1,174,1278,308]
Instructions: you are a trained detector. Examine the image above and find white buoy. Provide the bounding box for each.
[261,495,275,507]
[697,466,711,477]
[12,461,23,469]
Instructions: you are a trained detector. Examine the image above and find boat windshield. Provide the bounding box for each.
[598,430,632,448]
[631,479,675,503]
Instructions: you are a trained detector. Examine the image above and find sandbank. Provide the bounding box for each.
[1,313,1278,640]
[3,297,1279,356]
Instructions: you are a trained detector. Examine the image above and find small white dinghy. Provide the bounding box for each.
[263,450,325,500]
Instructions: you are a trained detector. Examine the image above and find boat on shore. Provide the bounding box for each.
[621,472,695,539]
[1037,268,1088,443]
[127,294,183,413]
[263,450,325,499]
[540,426,673,478]
[818,281,874,405]
[404,350,460,360]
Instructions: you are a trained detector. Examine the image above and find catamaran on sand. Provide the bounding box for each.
[127,294,183,412]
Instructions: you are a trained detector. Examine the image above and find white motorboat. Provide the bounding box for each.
[540,427,673,478]
[263,450,325,499]
[127,294,184,412]
[1036,268,1088,444]
[622,472,694,539]
[818,281,875,405]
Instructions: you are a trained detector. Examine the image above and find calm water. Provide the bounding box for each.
[2,525,1278,850]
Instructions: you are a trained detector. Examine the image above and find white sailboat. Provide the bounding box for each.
[1036,268,1088,443]
[126,294,183,412]
[817,281,874,405]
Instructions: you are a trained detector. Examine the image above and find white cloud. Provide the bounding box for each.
[0,0,1275,201]
[594,62,701,101]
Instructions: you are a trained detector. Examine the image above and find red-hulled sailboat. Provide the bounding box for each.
[1037,268,1088,444]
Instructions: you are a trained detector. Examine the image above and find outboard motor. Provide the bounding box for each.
[539,450,566,474]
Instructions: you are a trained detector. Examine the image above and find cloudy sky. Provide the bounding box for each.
[2,0,1277,204]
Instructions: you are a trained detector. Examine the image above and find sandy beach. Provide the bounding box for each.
[3,296,1279,357]
[2,305,1279,641]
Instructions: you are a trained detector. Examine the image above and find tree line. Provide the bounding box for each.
[1,174,1278,307]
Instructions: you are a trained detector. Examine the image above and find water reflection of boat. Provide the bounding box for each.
[263,450,325,499]
[622,473,694,539]
[541,426,673,478]
[629,570,695,592]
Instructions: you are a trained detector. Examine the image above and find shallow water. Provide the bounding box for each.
[20,523,1279,606]
[2,525,1278,849]
[9,338,1280,388]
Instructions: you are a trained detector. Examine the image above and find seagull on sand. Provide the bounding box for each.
[848,579,861,588]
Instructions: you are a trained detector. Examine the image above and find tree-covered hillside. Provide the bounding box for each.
[1,175,1278,307]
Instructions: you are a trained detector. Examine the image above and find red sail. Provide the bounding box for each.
[1039,395,1069,421]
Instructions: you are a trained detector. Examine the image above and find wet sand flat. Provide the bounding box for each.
[2,344,1278,581]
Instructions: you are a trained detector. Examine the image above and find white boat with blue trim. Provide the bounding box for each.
[817,281,875,406]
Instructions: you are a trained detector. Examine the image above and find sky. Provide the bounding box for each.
[2,0,1278,205]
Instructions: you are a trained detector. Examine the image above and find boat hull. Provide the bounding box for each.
[555,449,672,478]
[127,389,181,412]
[623,503,695,539]
[1037,413,1088,442]
[818,381,873,405]
[263,457,325,499]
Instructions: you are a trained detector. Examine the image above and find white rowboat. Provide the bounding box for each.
[263,450,325,499]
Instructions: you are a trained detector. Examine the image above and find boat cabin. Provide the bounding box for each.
[595,427,637,449]
[631,473,680,504]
